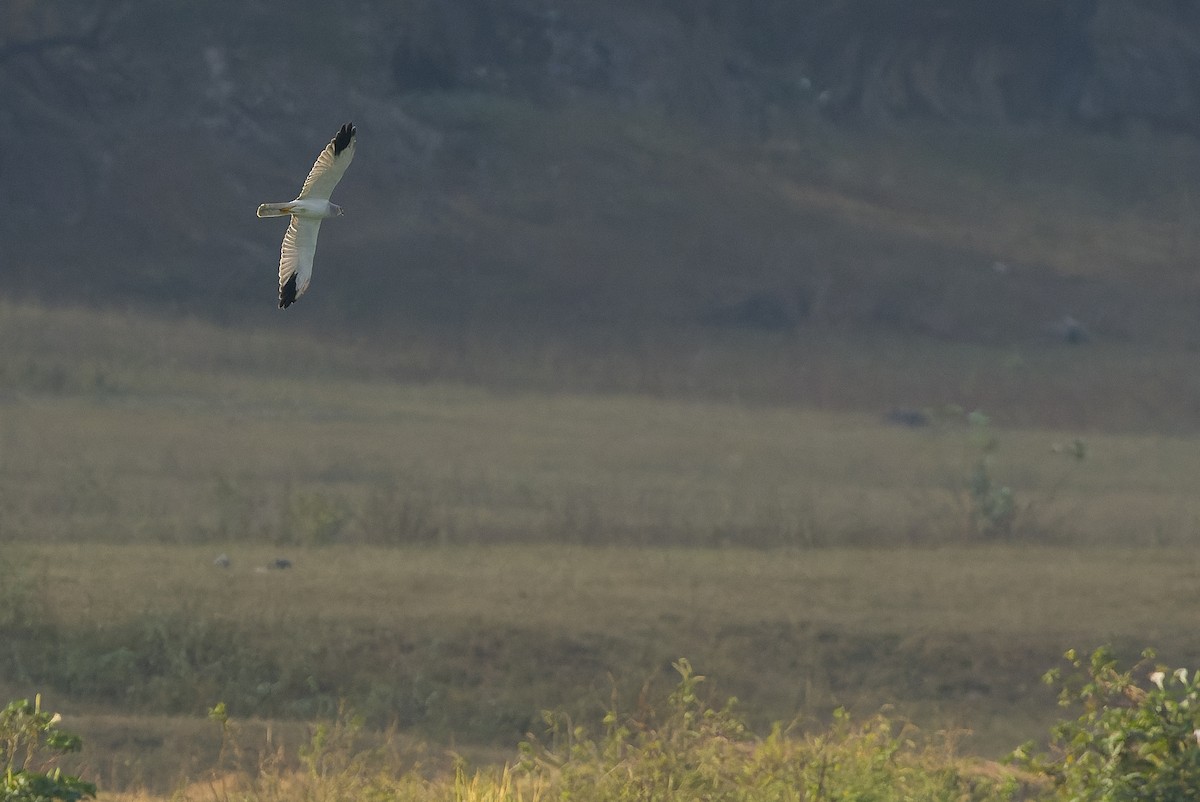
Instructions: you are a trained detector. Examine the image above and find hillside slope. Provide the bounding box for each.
[4,1,1200,345]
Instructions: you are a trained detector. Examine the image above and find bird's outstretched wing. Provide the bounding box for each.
[278,217,322,308]
[298,122,356,201]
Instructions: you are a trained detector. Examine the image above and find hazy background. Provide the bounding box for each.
[6,0,1200,790]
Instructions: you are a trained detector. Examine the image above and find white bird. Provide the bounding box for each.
[257,122,357,308]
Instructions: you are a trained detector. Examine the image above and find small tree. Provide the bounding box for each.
[965,410,1016,538]
[1,696,95,802]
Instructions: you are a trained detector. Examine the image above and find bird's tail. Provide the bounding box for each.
[256,203,294,218]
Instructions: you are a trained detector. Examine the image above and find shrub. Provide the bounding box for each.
[519,658,1024,801]
[1015,646,1200,800]
[964,410,1016,538]
[1,695,95,802]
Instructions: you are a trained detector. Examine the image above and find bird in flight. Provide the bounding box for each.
[257,122,357,308]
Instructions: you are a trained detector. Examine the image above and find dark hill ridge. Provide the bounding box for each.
[4,0,1200,345]
[390,0,1200,132]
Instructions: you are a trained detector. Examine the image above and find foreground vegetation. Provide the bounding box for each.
[18,649,1200,801]
[6,540,1200,791]
[10,667,1038,802]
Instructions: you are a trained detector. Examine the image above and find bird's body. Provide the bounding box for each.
[257,122,356,308]
[257,199,343,219]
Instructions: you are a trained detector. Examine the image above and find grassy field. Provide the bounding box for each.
[4,301,1200,794]
[7,301,1200,549]
[6,540,1200,792]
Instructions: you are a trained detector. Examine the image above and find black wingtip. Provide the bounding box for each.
[332,122,355,156]
[279,273,298,308]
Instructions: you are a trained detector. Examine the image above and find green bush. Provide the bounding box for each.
[1,696,95,802]
[1015,646,1200,800]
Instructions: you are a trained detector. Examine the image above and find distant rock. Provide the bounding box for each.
[213,553,231,568]
[884,407,932,428]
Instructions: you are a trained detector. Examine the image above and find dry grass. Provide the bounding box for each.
[6,322,1200,547]
[10,540,1200,791]
[5,300,1200,791]
[18,541,1200,651]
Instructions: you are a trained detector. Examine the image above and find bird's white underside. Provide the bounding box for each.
[260,126,356,306]
[279,216,321,298]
